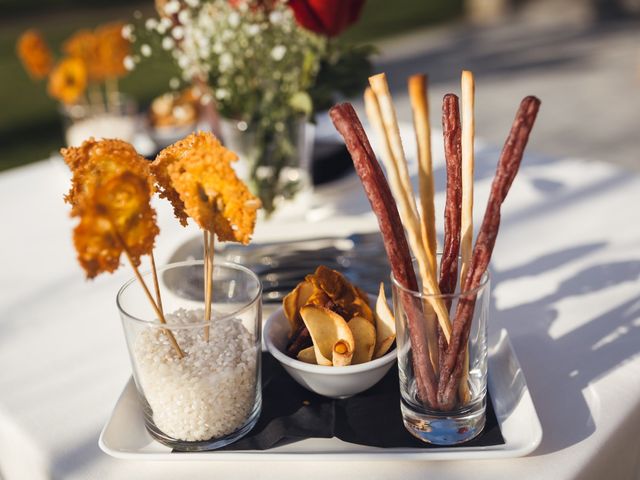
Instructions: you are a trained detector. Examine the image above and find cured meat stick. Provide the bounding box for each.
[439,94,463,301]
[438,94,463,376]
[408,74,437,276]
[437,96,541,409]
[330,102,439,408]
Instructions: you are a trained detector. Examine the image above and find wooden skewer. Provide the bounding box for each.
[408,74,437,277]
[150,251,164,314]
[203,230,214,342]
[203,230,209,309]
[366,74,452,347]
[459,70,475,404]
[112,227,184,358]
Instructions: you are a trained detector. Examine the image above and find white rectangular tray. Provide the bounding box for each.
[99,328,541,461]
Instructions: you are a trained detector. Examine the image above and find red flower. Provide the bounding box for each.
[289,0,366,37]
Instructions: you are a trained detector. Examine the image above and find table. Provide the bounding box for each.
[1,126,639,479]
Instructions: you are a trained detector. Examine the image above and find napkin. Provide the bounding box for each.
[215,353,504,451]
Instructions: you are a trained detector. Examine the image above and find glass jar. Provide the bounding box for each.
[60,93,137,147]
[219,116,314,220]
[117,260,262,451]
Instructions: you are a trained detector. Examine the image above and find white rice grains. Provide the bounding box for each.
[134,308,258,442]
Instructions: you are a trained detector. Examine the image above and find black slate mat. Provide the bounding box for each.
[213,353,504,451]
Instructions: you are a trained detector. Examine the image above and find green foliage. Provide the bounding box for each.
[310,42,375,114]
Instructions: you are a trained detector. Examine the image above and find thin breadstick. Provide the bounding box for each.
[408,74,437,277]
[459,70,476,404]
[460,70,475,283]
[366,75,452,345]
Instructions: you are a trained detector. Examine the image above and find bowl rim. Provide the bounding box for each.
[264,303,397,375]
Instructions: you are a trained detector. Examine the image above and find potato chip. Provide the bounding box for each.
[332,340,354,366]
[283,279,316,336]
[283,285,300,333]
[305,284,331,309]
[297,280,315,309]
[297,346,317,364]
[374,282,396,358]
[344,295,374,324]
[300,305,354,367]
[348,316,376,364]
[311,265,356,304]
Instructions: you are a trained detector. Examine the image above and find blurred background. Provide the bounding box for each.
[1,0,639,172]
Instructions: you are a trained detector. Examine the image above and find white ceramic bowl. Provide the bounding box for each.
[264,303,397,399]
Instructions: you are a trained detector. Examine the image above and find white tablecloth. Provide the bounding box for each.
[1,129,639,479]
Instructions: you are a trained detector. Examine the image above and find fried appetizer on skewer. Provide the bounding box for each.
[152,131,260,244]
[73,172,159,278]
[62,139,159,278]
[63,138,153,216]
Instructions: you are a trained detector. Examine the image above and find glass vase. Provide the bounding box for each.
[117,260,262,451]
[60,93,137,147]
[219,116,314,220]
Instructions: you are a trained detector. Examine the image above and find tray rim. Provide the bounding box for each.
[99,328,542,461]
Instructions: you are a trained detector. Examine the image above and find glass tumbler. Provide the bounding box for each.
[391,258,490,445]
[117,260,262,451]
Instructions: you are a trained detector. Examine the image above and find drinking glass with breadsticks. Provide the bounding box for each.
[330,71,540,444]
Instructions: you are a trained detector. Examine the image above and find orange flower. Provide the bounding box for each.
[63,29,102,82]
[95,22,130,79]
[48,57,87,105]
[16,29,54,79]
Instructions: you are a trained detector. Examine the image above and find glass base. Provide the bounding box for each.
[143,396,262,451]
[401,394,486,445]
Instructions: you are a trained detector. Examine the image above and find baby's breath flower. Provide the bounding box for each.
[178,10,190,25]
[271,45,286,61]
[140,44,152,57]
[122,24,134,40]
[177,54,189,69]
[172,26,184,40]
[228,11,240,28]
[145,18,158,31]
[160,17,172,30]
[269,10,283,25]
[162,37,175,51]
[169,77,180,89]
[219,52,232,72]
[245,24,260,36]
[163,1,180,15]
[123,55,136,71]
